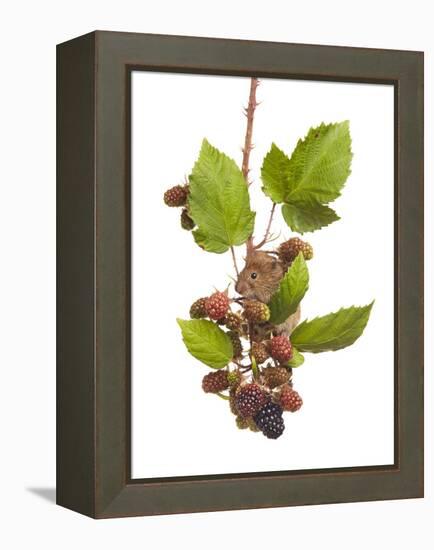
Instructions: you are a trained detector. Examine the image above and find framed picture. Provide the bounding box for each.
[57,31,424,518]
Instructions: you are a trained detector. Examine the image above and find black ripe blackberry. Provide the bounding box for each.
[254,402,285,439]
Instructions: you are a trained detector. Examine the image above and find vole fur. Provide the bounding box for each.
[235,250,301,337]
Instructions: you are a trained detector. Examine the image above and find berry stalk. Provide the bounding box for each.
[254,202,277,249]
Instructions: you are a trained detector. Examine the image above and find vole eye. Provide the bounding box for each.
[250,272,257,280]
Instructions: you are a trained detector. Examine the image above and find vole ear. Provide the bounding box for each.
[271,257,284,272]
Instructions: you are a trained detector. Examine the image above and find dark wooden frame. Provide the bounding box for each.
[57,31,424,519]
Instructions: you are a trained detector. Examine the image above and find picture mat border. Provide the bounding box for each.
[130,71,395,479]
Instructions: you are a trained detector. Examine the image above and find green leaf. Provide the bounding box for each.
[291,302,374,353]
[261,122,352,234]
[188,139,255,253]
[177,319,233,369]
[193,227,229,253]
[261,143,291,203]
[285,121,353,204]
[268,253,309,325]
[287,348,305,368]
[281,201,340,234]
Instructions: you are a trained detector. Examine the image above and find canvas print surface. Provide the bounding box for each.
[131,73,394,478]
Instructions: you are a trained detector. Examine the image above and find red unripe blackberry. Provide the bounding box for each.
[202,370,229,393]
[243,300,270,323]
[280,385,303,412]
[205,291,230,320]
[251,342,269,364]
[189,297,208,319]
[278,237,313,264]
[254,402,285,439]
[163,184,189,207]
[269,335,293,363]
[235,383,267,418]
[263,366,290,389]
[180,208,195,230]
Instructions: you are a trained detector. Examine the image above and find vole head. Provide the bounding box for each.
[235,251,285,303]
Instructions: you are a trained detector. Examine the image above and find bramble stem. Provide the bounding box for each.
[242,78,259,185]
[255,202,276,249]
[240,365,252,373]
[251,355,260,380]
[216,392,230,401]
[232,358,252,372]
[230,246,239,277]
[241,77,260,252]
[230,79,259,276]
[241,77,259,185]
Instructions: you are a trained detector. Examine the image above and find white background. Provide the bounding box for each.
[132,74,394,478]
[1,1,432,549]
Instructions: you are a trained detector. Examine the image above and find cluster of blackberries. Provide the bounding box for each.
[187,288,303,438]
[190,291,230,321]
[164,185,312,440]
[189,290,295,366]
[201,374,303,439]
[163,184,195,231]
